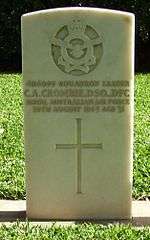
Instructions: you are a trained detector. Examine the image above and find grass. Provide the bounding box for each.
[0,222,149,240]
[0,74,25,199]
[133,74,150,200]
[0,73,150,200]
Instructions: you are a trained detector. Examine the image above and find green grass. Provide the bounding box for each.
[0,74,25,199]
[133,74,150,200]
[0,73,149,200]
[0,223,149,240]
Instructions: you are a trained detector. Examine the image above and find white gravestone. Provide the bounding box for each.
[22,7,135,219]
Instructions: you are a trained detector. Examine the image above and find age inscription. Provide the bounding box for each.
[24,80,130,113]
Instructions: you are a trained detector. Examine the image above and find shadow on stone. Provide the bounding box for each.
[0,211,26,222]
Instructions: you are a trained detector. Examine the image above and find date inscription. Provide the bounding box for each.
[24,80,130,113]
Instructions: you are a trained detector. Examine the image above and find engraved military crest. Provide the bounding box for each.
[51,19,103,76]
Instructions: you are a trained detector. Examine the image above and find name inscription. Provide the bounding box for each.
[24,80,130,113]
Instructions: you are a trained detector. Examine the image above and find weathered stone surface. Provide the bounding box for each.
[22,7,135,219]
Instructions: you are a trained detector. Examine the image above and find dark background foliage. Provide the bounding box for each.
[0,0,150,72]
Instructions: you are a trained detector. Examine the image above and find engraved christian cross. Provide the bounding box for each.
[55,118,103,194]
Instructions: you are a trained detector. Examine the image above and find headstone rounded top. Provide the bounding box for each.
[22,7,134,18]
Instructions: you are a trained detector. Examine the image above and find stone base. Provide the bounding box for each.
[0,200,149,226]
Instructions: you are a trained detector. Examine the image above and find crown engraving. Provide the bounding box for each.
[68,19,86,34]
